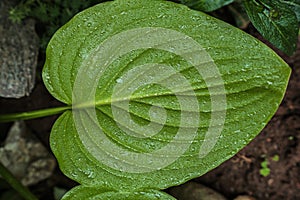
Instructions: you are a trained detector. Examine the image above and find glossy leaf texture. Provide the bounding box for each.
[42,0,291,199]
[243,0,299,55]
[179,0,234,12]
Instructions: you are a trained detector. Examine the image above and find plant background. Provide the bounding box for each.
[0,0,299,199]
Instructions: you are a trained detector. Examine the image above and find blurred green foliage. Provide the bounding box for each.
[9,0,105,49]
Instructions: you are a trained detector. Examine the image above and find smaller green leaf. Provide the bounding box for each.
[61,186,175,200]
[259,160,270,177]
[243,0,299,55]
[259,168,270,177]
[272,154,279,162]
[179,0,234,12]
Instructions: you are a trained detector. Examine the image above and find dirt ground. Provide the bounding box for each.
[0,10,299,200]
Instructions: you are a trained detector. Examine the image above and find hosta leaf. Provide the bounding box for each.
[43,0,290,198]
[61,186,175,200]
[179,0,234,12]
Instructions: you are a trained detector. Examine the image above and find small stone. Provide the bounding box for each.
[0,121,56,186]
[234,195,256,200]
[169,181,227,200]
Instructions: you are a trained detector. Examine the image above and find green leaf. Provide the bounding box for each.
[179,0,234,12]
[279,0,300,23]
[259,168,270,177]
[272,154,279,162]
[243,0,299,55]
[61,186,175,200]
[42,0,290,198]
[259,160,270,177]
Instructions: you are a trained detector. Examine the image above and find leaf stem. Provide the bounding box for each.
[0,106,71,123]
[0,161,38,200]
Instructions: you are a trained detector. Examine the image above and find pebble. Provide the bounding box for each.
[169,181,227,200]
[0,121,56,186]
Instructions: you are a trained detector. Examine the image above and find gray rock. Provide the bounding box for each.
[0,121,56,186]
[0,0,39,98]
[169,181,227,200]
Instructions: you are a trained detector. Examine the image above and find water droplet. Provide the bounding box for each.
[71,171,78,178]
[154,193,161,198]
[88,171,94,178]
[157,14,165,18]
[116,78,123,83]
[44,74,50,80]
[47,81,54,92]
[191,15,200,21]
